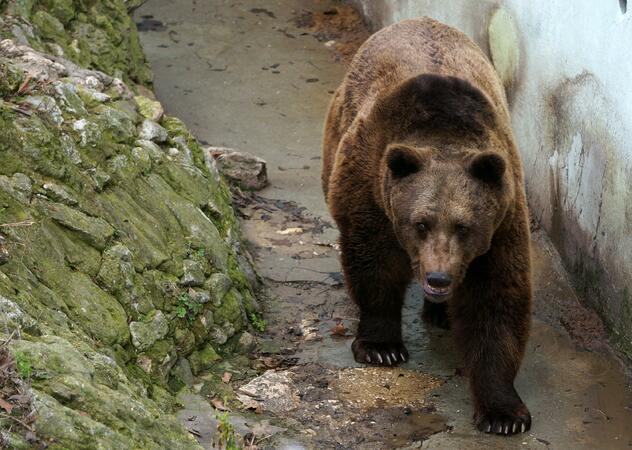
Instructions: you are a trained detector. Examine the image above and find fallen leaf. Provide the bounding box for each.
[276,227,303,235]
[330,322,347,336]
[222,372,233,384]
[210,397,229,411]
[0,397,13,414]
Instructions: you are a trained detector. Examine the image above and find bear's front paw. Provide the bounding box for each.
[475,402,531,435]
[352,338,409,366]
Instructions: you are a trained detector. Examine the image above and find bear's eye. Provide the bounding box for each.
[417,222,429,237]
[455,224,470,237]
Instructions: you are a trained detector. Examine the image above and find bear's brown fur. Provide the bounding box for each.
[322,17,532,436]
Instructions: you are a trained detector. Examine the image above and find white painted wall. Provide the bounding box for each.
[352,0,632,352]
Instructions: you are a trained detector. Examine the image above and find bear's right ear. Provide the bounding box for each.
[468,151,506,186]
[385,145,427,179]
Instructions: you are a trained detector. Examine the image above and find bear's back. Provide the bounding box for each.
[338,18,509,132]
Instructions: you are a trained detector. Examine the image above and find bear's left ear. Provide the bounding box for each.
[468,151,506,185]
[386,145,428,179]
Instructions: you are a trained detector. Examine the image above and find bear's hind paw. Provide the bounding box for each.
[352,339,409,366]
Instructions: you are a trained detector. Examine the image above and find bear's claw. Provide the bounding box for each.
[352,339,409,366]
[475,407,531,436]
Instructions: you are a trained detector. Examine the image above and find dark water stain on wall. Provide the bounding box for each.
[543,72,632,356]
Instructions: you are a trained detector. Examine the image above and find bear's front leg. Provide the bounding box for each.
[452,229,532,435]
[339,224,412,366]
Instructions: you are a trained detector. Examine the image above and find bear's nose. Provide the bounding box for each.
[425,272,452,288]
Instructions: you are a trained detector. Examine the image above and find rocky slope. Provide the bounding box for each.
[0,1,260,448]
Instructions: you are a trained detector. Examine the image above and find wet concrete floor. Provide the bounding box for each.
[136,1,632,448]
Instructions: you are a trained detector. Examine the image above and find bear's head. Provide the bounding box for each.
[375,74,513,302]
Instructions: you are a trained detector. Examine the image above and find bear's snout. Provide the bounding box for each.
[425,271,452,287]
[423,271,453,302]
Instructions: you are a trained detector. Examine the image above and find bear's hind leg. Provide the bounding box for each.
[422,301,450,329]
[339,225,412,366]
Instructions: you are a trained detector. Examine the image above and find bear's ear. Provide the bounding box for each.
[386,145,427,179]
[468,151,506,185]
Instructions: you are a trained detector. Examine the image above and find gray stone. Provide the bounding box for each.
[138,119,167,143]
[96,244,136,304]
[42,182,78,206]
[134,95,164,122]
[72,118,102,147]
[237,370,301,414]
[0,294,39,334]
[0,39,68,82]
[0,173,32,204]
[96,105,136,143]
[236,331,257,353]
[171,358,194,387]
[134,139,163,162]
[206,273,232,306]
[60,133,82,164]
[171,135,193,164]
[180,259,205,287]
[39,200,114,250]
[88,167,111,192]
[129,310,169,351]
[131,147,152,173]
[22,95,64,124]
[46,42,65,57]
[188,344,220,375]
[82,88,111,103]
[237,253,257,288]
[189,288,211,304]
[52,81,87,115]
[205,147,268,190]
[207,328,228,346]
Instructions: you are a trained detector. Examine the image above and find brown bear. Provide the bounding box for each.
[322,17,532,435]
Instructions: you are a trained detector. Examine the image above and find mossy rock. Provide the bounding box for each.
[38,0,76,25]
[0,0,259,446]
[0,58,24,98]
[31,10,66,41]
[188,344,221,375]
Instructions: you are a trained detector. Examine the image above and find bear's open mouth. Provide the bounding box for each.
[423,280,452,299]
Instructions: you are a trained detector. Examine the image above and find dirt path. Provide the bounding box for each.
[136,1,632,448]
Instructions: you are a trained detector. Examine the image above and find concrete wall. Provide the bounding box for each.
[351,0,632,356]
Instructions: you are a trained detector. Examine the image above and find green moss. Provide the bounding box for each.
[0,58,24,99]
[6,0,35,18]
[249,312,266,333]
[0,1,259,446]
[227,253,251,292]
[175,292,202,322]
[38,0,75,25]
[617,287,632,355]
[188,344,221,375]
[13,350,32,378]
[214,289,245,331]
[31,10,66,41]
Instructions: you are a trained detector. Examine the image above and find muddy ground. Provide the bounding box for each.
[136,1,632,449]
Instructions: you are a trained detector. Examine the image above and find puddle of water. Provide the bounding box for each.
[386,410,449,448]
